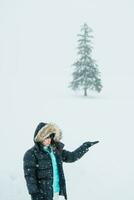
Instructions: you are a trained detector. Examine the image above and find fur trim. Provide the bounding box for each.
[34,123,62,143]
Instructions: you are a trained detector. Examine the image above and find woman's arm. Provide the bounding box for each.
[23,149,39,195]
[62,143,89,163]
[62,141,99,163]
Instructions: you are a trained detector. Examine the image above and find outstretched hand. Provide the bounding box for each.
[83,141,99,148]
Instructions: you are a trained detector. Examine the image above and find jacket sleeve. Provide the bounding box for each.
[61,143,89,163]
[23,149,39,194]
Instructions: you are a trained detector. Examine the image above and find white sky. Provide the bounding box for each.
[0,0,134,98]
[0,1,134,200]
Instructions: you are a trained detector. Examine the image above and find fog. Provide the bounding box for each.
[0,0,134,200]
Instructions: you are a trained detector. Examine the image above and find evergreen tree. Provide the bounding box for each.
[69,23,102,96]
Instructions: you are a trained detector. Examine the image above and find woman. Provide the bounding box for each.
[23,122,99,200]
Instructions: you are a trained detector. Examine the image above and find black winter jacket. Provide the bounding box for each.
[23,142,89,200]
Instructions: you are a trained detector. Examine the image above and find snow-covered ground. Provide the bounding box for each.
[1,93,134,200]
[0,0,134,200]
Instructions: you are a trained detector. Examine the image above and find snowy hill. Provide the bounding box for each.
[1,92,134,200]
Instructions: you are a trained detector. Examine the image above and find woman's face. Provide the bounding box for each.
[42,137,51,146]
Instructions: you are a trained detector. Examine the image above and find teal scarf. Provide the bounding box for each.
[43,146,60,193]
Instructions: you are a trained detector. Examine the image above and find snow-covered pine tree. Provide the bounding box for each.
[69,23,102,96]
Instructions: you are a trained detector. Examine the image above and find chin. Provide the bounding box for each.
[45,144,50,146]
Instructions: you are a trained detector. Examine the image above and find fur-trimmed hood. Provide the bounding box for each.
[34,122,62,143]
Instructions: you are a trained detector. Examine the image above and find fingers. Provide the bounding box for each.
[91,141,99,146]
[93,141,99,144]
